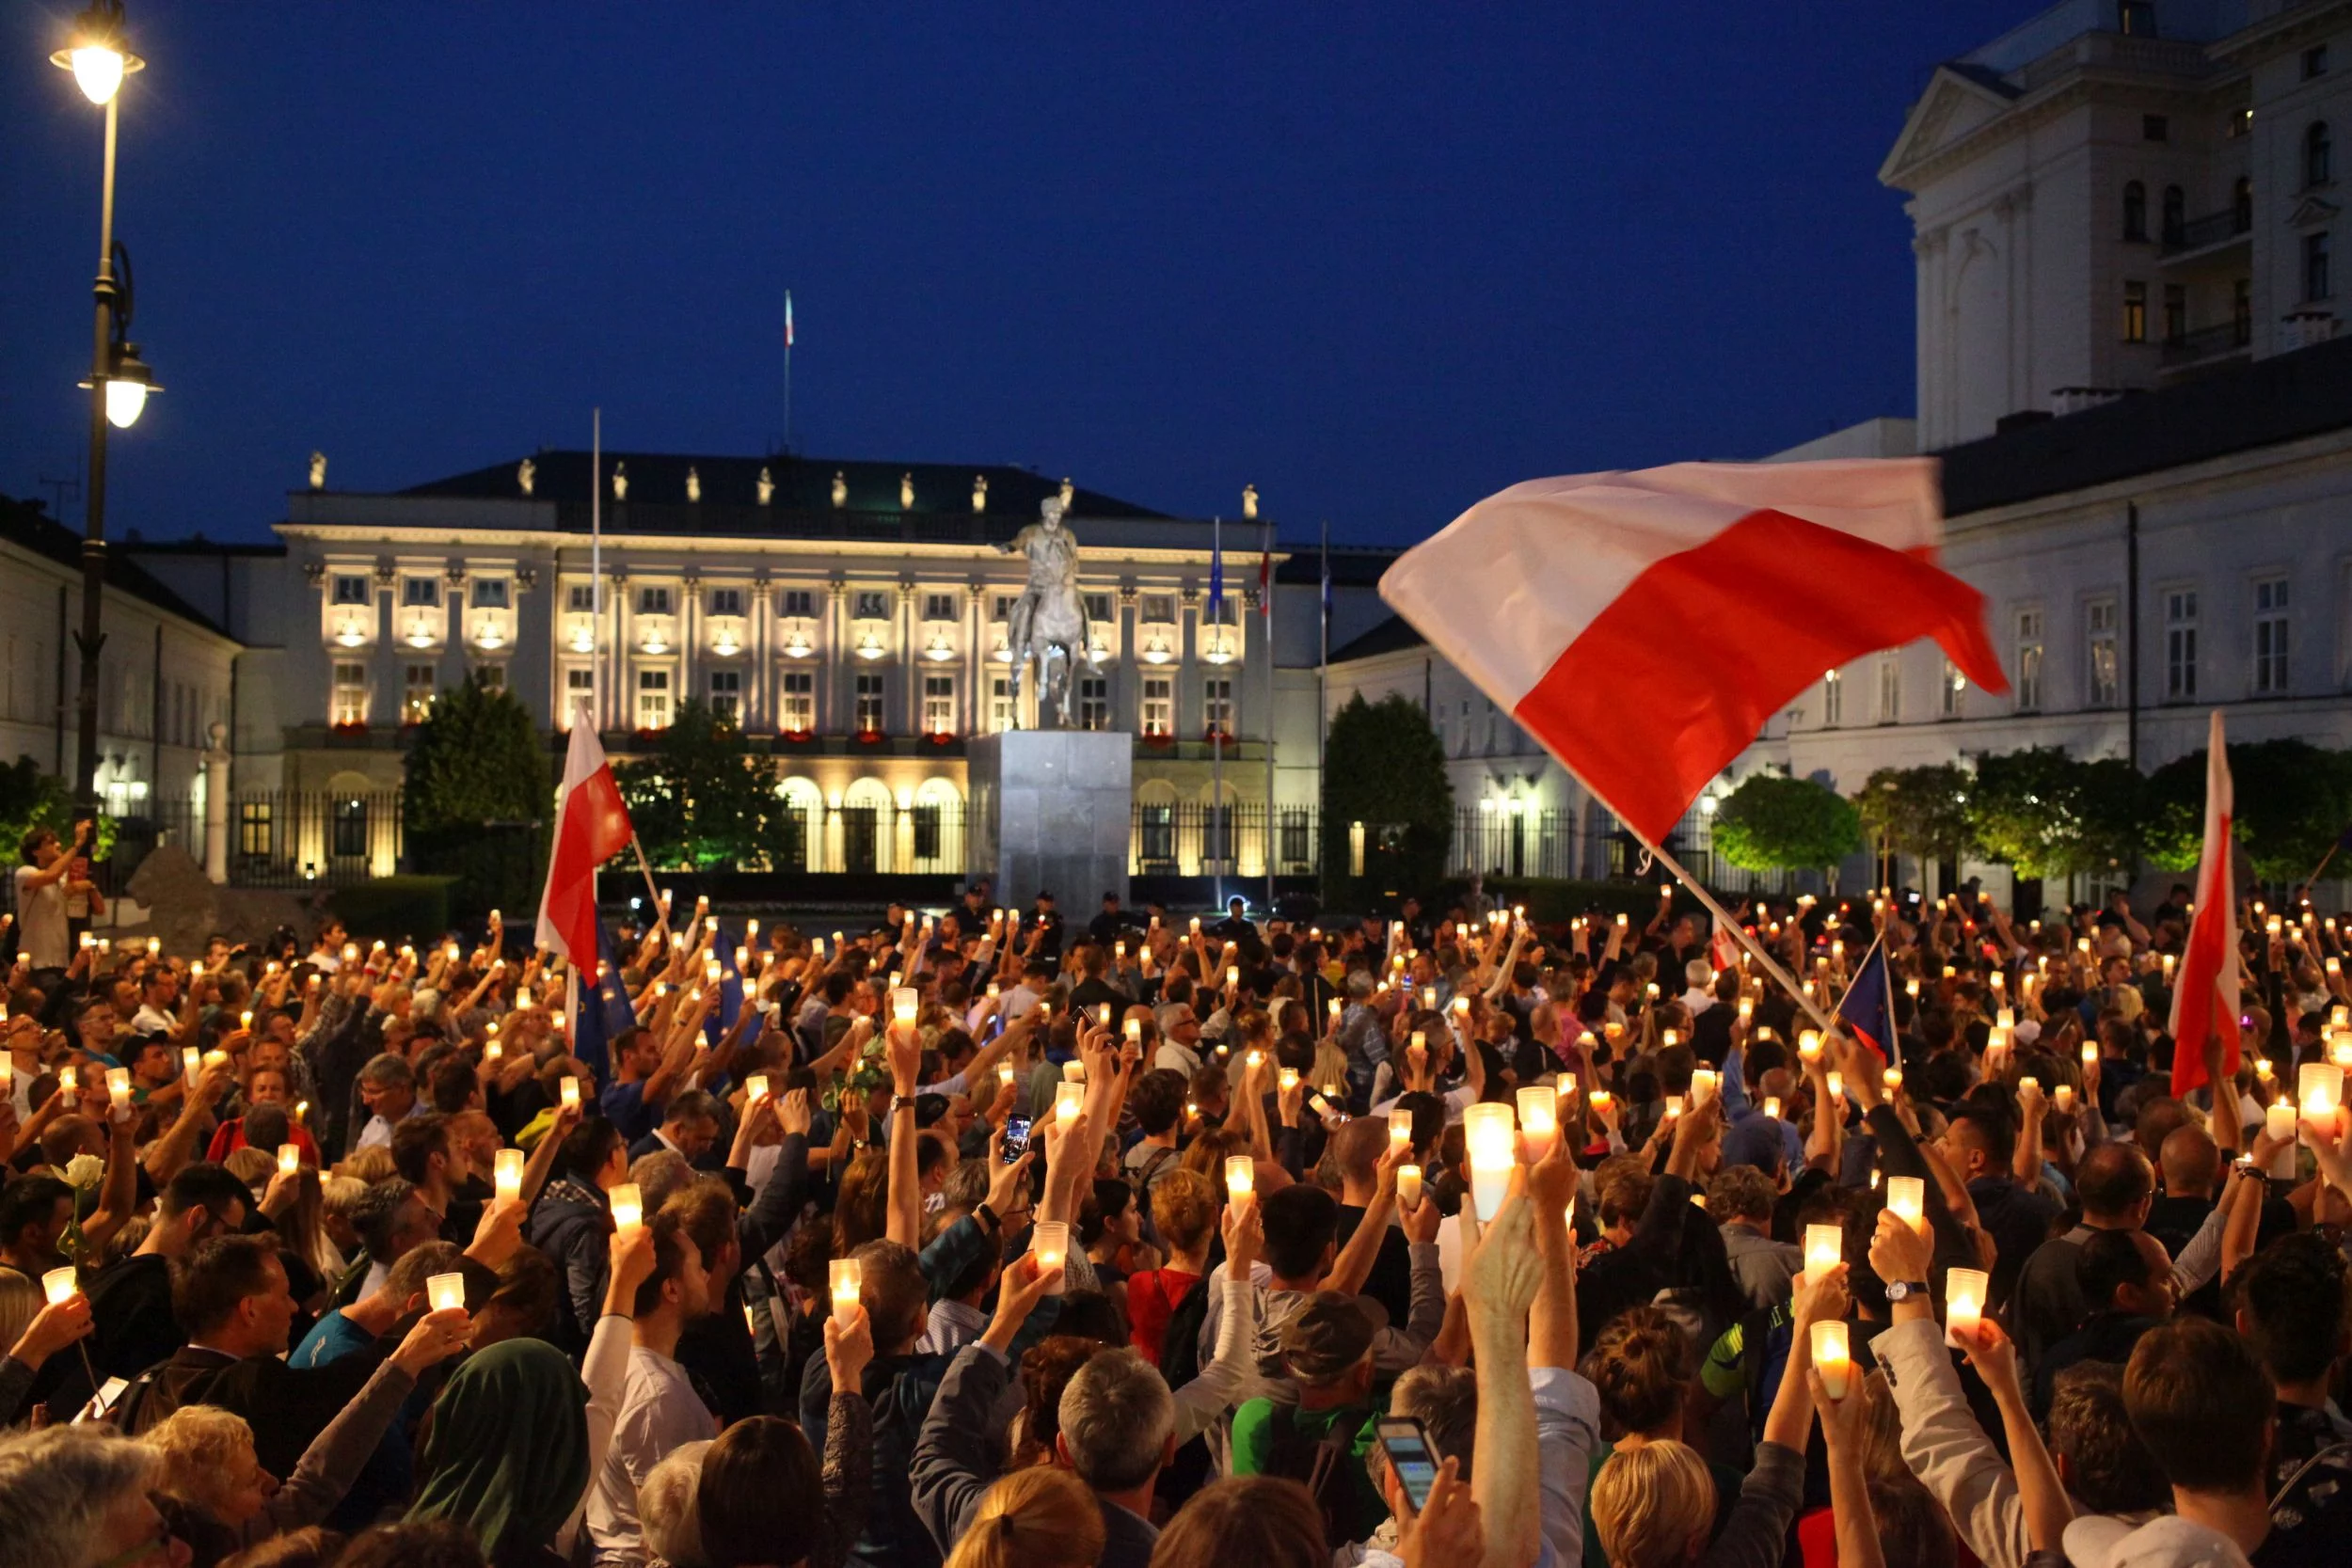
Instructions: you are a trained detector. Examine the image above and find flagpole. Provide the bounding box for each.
[591,409,603,731]
[1318,520,1328,907]
[1263,517,1275,911]
[1643,834,1836,1035]
[1212,515,1223,912]
[783,289,794,453]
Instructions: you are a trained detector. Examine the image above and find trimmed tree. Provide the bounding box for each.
[1853,763,1975,877]
[1969,747,2141,880]
[2144,738,2352,881]
[403,673,551,918]
[1711,773,1861,875]
[1320,693,1453,909]
[615,699,778,870]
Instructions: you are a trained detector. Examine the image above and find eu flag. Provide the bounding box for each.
[1834,940,1899,1069]
[571,920,637,1084]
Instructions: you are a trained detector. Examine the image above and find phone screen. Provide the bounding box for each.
[1001,1114,1032,1163]
[1375,1418,1439,1512]
[74,1377,128,1425]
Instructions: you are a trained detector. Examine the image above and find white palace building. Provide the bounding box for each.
[20,0,2352,902]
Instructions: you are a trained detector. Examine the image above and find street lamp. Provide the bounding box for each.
[51,0,161,822]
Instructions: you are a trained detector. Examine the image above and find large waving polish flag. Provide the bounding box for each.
[1379,459,2008,846]
[2168,711,2240,1095]
[536,704,636,971]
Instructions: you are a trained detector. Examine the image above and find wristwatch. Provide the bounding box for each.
[891,1093,916,1115]
[1884,1279,1931,1304]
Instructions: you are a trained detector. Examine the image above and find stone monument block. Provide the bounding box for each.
[966,730,1131,910]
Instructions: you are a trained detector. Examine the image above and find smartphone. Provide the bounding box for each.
[1375,1417,1440,1511]
[74,1377,128,1425]
[1001,1113,1032,1163]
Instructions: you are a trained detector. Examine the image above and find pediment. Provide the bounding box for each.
[2291,195,2342,228]
[1880,65,2022,191]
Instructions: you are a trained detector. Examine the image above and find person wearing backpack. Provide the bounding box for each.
[1127,1169,1217,1369]
[1227,1292,1392,1548]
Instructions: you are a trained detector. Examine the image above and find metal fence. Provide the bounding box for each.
[1445,802,1817,898]
[768,800,969,876]
[131,790,406,889]
[1130,802,1316,879]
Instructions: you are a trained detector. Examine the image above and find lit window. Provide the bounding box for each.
[331,575,370,607]
[1141,677,1173,737]
[2015,609,2044,712]
[779,671,814,733]
[331,662,367,726]
[854,673,886,734]
[470,578,510,610]
[2086,597,2119,707]
[403,664,437,724]
[708,668,741,722]
[1078,676,1108,731]
[2122,280,2148,341]
[923,673,956,736]
[2165,589,2199,701]
[637,669,672,729]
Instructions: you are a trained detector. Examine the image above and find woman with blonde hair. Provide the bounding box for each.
[945,1466,1105,1568]
[1589,1440,1718,1568]
[1146,1475,1324,1568]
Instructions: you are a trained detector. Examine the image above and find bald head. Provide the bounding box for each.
[2077,1142,2155,1225]
[2134,1098,2191,1164]
[2158,1124,2218,1198]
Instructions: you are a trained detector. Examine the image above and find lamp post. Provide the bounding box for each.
[52,0,159,822]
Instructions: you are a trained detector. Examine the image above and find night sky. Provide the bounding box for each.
[3,3,2027,548]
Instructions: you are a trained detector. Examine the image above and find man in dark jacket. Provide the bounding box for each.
[522,1116,628,1355]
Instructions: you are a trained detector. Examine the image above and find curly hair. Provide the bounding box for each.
[1581,1307,1691,1439]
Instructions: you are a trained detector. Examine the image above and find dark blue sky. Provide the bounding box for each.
[3,3,2026,548]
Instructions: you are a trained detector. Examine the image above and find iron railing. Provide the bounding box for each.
[1129,802,1315,879]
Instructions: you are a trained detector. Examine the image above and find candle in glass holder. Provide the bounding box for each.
[1390,1107,1414,1153]
[2265,1101,2299,1178]
[2299,1062,2344,1124]
[105,1067,130,1109]
[1825,1070,1843,1103]
[278,1143,301,1177]
[1662,1094,1684,1120]
[1883,1067,1903,1094]
[610,1183,643,1231]
[1123,1017,1142,1044]
[1421,987,1438,1010]
[1738,996,1754,1022]
[1278,1067,1300,1092]
[1518,1085,1559,1162]
[1689,1068,1716,1107]
[1945,1268,1989,1350]
[1588,1088,1613,1115]
[41,1267,76,1306]
[1763,1095,1782,1121]
[892,988,918,1026]
[1797,1030,1822,1063]
[995,1061,1017,1091]
[1055,1081,1084,1130]
[1031,1220,1070,1281]
[1225,1155,1256,1206]
[2054,1084,2076,1112]
[2335,1036,2352,1071]
[1062,1058,1086,1083]
[560,1076,581,1110]
[427,1272,466,1314]
[1661,1028,1680,1051]
[1886,1176,1926,1233]
[2256,1056,2276,1084]
[830,1259,862,1324]
[182,1046,201,1083]
[1396,1163,1424,1208]
[1464,1102,1517,1223]
[495,1148,524,1202]
[58,1067,76,1096]
[2019,1075,2039,1097]
[1226,967,1241,992]
[1806,1325,1844,1401]
[1803,1223,1841,1289]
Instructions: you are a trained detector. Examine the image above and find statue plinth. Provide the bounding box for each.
[967,731,1131,910]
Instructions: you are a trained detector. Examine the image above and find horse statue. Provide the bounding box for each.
[997,494,1097,727]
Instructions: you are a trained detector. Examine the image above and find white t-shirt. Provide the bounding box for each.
[11,865,68,970]
[587,1345,718,1565]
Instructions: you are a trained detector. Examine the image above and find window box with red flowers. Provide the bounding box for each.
[854,729,887,746]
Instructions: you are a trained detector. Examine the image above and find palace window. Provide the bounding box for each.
[1203,676,1233,735]
[2307,231,2333,301]
[2120,2,2156,38]
[636,586,673,616]
[331,662,368,726]
[2122,280,2148,341]
[331,575,370,607]
[564,668,595,725]
[2165,588,2199,700]
[923,592,957,623]
[473,664,505,692]
[636,669,672,729]
[402,578,439,609]
[2087,596,2120,707]
[708,587,744,618]
[403,664,437,725]
[779,588,815,619]
[2164,283,2185,342]
[2309,121,2334,187]
[854,673,886,734]
[1941,658,1965,720]
[1877,656,1901,723]
[1078,676,1108,731]
[2122,181,2147,242]
[470,578,509,610]
[2162,185,2185,247]
[708,668,741,722]
[2253,576,2290,694]
[1141,677,1173,737]
[779,670,814,733]
[1083,592,1114,626]
[567,583,597,612]
[989,675,1015,734]
[2016,608,2044,712]
[923,673,956,736]
[853,591,888,620]
[1821,668,1843,727]
[1139,593,1176,626]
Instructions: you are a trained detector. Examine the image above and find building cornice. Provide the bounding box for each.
[2207,0,2352,70]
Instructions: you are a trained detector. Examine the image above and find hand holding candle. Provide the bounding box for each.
[610,1182,643,1232]
[830,1258,862,1325]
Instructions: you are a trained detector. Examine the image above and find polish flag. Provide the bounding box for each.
[536,703,636,968]
[1379,460,2008,846]
[2168,711,2240,1096]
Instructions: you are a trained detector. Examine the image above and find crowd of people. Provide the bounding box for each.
[3,827,2351,1568]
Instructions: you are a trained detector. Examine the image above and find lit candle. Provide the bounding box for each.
[105,1067,130,1109]
[560,1076,581,1109]
[830,1258,862,1324]
[1123,1017,1142,1043]
[182,1046,201,1082]
[426,1272,466,1314]
[2299,1062,2344,1125]
[1452,996,1470,1019]
[58,1067,77,1096]
[997,1062,1016,1089]
[1883,1067,1903,1093]
[1803,1223,1841,1289]
[1062,1058,1087,1083]
[486,1037,502,1063]
[1189,916,1201,935]
[1397,1164,1423,1207]
[1826,1070,1843,1102]
[1278,1067,1300,1092]
[1225,1154,1256,1205]
[1517,1085,1559,1162]
[495,1148,524,1202]
[1812,1320,1852,1399]
[41,1267,77,1306]
[278,1143,301,1177]
[1097,1004,1113,1028]
[2161,953,2176,979]
[1227,966,1241,990]
[1798,1030,1822,1062]
[2266,1101,2299,1178]
[1904,978,1920,998]
[1327,998,1343,1022]
[2054,1084,2074,1111]
[1661,1029,1679,1050]
[2082,1041,2098,1067]
[2019,1075,2039,1097]
[1762,1095,1782,1121]
[1464,1102,1516,1223]
[1886,1176,1925,1233]
[1663,1094,1684,1119]
[1390,1107,1414,1153]
[1031,1220,1070,1283]
[1944,1268,1988,1350]
[1588,1089,1613,1115]
[1689,1067,1716,1107]
[2335,1037,2352,1071]
[2257,1056,2275,1083]
[1737,996,1754,1022]
[610,1182,643,1231]
[294,1100,308,1122]
[1421,987,1438,1010]
[892,988,918,1026]
[1055,1081,1084,1130]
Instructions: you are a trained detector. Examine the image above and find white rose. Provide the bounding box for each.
[63,1153,103,1191]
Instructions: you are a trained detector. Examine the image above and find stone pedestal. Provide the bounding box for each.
[966,730,1131,910]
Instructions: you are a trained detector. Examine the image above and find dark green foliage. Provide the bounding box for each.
[614,699,779,870]
[1968,748,2143,879]
[2143,739,2352,881]
[403,673,550,917]
[1711,774,1861,872]
[0,754,115,863]
[1320,693,1453,907]
[1853,764,1975,869]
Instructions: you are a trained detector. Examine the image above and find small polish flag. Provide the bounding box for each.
[2168,711,2240,1096]
[536,704,636,969]
[1379,459,2006,846]
[785,291,795,350]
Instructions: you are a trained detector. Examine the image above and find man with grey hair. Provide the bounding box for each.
[639,1437,713,1568]
[1057,1347,1175,1568]
[0,1426,170,1568]
[353,1053,419,1154]
[1337,968,1388,1113]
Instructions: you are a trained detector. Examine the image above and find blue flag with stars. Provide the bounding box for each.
[571,919,636,1084]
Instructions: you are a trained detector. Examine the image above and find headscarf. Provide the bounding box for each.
[407,1338,590,1554]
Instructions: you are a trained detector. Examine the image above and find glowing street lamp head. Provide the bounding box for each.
[82,345,160,428]
[53,3,144,106]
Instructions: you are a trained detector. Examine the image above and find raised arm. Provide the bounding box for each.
[1463,1182,1542,1568]
[883,1019,923,1248]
